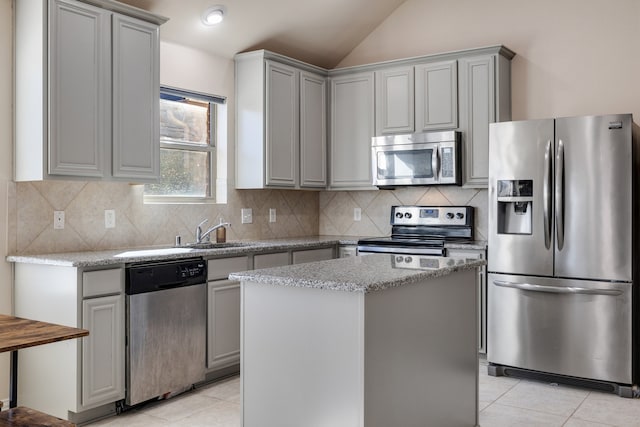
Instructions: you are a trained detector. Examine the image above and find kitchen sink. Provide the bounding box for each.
[180,241,255,250]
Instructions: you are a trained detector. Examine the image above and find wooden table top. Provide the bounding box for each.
[0,314,88,353]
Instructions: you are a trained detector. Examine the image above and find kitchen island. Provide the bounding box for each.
[230,254,484,427]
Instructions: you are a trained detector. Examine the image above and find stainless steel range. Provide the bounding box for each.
[357,206,475,256]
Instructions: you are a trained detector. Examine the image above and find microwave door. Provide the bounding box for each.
[373,144,437,186]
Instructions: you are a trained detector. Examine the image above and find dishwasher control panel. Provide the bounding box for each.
[126,258,207,295]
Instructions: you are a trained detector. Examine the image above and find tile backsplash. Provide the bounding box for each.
[11,181,487,255]
[319,187,488,240]
[11,181,319,254]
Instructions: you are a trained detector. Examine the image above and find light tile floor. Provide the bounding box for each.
[86,357,640,426]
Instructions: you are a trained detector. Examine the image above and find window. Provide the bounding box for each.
[144,86,225,203]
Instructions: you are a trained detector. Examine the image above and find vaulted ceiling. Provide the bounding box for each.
[118,0,407,69]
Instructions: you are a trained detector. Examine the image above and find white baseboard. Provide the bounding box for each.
[0,398,8,411]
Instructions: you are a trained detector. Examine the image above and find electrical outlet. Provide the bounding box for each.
[269,208,276,223]
[241,208,253,224]
[105,210,116,229]
[353,208,362,221]
[53,211,65,229]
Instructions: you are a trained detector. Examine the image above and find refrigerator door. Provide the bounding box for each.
[488,273,633,384]
[488,119,555,275]
[554,114,633,281]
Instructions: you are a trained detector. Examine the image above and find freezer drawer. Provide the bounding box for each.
[487,273,632,384]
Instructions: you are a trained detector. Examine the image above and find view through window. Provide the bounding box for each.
[144,87,225,203]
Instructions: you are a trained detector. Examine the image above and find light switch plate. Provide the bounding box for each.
[269,208,276,223]
[53,211,65,229]
[241,208,253,224]
[353,208,362,221]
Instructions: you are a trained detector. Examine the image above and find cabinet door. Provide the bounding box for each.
[447,248,486,353]
[459,56,495,187]
[415,60,458,131]
[112,14,160,181]
[82,294,125,407]
[375,66,414,135]
[292,247,335,264]
[207,280,241,369]
[254,252,290,269]
[49,0,110,177]
[265,61,299,187]
[300,71,327,187]
[329,72,375,189]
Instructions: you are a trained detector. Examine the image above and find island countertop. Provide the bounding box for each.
[229,253,485,293]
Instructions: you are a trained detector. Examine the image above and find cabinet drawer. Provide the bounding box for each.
[446,248,484,259]
[254,252,290,269]
[208,256,250,281]
[83,268,123,298]
[292,247,334,264]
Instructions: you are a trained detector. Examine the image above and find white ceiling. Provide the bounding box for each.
[118,0,407,69]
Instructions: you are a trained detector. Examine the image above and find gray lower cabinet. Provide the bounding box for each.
[235,51,327,189]
[254,251,290,269]
[329,72,376,189]
[14,265,125,423]
[206,256,249,371]
[447,248,487,353]
[14,0,164,182]
[292,247,335,264]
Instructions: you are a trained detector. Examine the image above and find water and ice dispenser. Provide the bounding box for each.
[496,180,533,235]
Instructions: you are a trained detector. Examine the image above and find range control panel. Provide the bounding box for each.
[390,206,473,227]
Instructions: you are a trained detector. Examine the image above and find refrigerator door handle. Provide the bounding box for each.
[493,280,622,296]
[555,139,565,250]
[543,140,552,249]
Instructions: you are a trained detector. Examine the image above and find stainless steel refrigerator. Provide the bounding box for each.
[487,114,637,395]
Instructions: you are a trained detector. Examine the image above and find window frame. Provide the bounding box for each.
[144,86,226,204]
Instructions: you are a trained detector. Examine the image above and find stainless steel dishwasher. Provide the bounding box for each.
[125,258,207,406]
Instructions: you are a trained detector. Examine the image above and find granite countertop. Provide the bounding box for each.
[229,253,486,293]
[5,236,363,267]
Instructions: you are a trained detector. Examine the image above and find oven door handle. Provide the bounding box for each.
[493,280,623,296]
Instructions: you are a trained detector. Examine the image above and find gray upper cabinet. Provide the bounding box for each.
[458,52,512,187]
[112,14,160,181]
[415,60,458,131]
[265,60,299,187]
[14,0,165,183]
[329,72,375,189]
[235,51,327,189]
[300,71,328,187]
[375,66,414,135]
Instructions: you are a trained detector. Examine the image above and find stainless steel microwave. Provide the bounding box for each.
[372,130,462,187]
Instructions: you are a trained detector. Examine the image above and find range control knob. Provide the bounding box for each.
[456,212,465,219]
[446,212,455,219]
[395,212,404,219]
[404,212,412,219]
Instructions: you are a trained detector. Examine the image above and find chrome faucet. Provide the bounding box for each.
[195,219,231,243]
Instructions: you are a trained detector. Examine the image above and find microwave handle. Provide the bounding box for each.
[432,146,440,179]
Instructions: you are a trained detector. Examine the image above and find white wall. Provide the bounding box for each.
[0,0,12,405]
[338,0,640,121]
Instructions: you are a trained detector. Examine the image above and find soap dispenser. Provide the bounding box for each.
[216,218,226,243]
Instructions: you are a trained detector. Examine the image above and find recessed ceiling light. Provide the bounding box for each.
[201,6,226,26]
